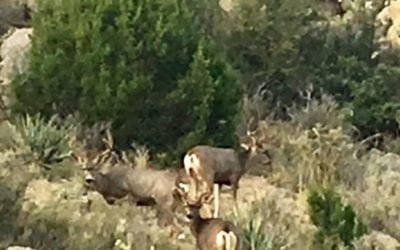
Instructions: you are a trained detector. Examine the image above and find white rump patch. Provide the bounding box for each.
[183,153,201,177]
[216,231,237,250]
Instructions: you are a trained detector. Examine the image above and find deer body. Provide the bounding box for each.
[83,164,187,227]
[183,144,257,218]
[182,193,241,250]
[84,165,157,206]
[191,217,240,250]
[184,145,252,196]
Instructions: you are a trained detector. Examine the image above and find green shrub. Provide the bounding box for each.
[12,0,242,163]
[307,186,368,248]
[223,0,400,137]
[348,65,400,136]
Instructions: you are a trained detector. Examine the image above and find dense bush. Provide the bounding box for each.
[11,0,242,162]
[221,0,400,137]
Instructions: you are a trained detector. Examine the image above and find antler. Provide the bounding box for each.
[69,134,89,168]
[97,128,128,165]
[246,110,260,145]
[175,184,211,208]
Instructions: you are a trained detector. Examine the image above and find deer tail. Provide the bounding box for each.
[216,231,237,250]
[183,153,200,178]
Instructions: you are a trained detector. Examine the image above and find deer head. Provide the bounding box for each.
[71,146,105,189]
[238,114,265,154]
[69,130,117,189]
[237,112,272,170]
[175,186,210,219]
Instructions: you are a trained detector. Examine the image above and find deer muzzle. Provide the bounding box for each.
[85,173,95,185]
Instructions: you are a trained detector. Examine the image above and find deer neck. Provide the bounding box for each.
[189,211,205,237]
[94,172,110,194]
[237,148,253,169]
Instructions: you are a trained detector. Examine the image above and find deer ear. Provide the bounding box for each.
[188,167,196,179]
[198,192,212,205]
[173,185,188,201]
[240,143,250,151]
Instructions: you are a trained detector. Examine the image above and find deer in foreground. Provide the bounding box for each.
[182,116,269,218]
[176,189,241,250]
[71,132,190,232]
[73,152,189,227]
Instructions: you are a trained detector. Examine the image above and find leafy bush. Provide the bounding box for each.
[348,65,400,136]
[222,0,400,137]
[307,186,368,248]
[14,114,74,167]
[11,0,242,162]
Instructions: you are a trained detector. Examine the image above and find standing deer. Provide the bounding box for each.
[176,189,241,250]
[182,116,269,218]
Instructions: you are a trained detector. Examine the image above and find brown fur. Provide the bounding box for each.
[181,192,241,250]
[182,135,269,217]
[81,163,189,228]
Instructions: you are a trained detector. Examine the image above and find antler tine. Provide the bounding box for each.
[191,192,211,207]
[101,128,114,150]
[246,110,259,136]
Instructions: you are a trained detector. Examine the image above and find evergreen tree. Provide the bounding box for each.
[12,0,242,163]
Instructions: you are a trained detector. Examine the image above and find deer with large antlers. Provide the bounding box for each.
[176,189,242,250]
[181,115,269,218]
[70,129,190,231]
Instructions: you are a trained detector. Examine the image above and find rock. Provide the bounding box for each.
[376,1,400,47]
[7,247,35,250]
[0,0,34,35]
[0,27,32,115]
[0,27,32,86]
[354,231,400,250]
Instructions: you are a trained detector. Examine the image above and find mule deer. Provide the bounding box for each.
[177,190,241,250]
[182,117,269,218]
[71,133,190,231]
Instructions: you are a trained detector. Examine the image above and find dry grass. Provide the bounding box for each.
[1,96,400,249]
[342,151,400,241]
[227,180,317,250]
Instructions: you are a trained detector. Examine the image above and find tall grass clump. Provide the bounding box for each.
[248,94,364,191]
[232,202,281,250]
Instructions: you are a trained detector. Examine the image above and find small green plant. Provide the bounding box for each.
[307,186,368,249]
[15,114,74,167]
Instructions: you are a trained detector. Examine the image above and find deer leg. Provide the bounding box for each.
[232,182,239,201]
[213,183,220,218]
[188,176,199,202]
[229,176,240,201]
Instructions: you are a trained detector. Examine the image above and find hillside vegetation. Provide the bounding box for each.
[1,0,400,249]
